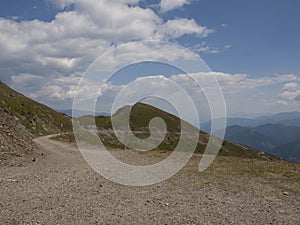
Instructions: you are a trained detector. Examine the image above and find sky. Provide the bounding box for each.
[0,0,299,120]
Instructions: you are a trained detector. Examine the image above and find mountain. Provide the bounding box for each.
[276,139,300,163]
[223,124,300,162]
[223,125,278,154]
[201,112,300,162]
[0,81,72,165]
[0,80,279,162]
[257,111,300,122]
[58,109,111,117]
[202,111,300,132]
[73,103,279,160]
[0,81,72,136]
[0,108,36,165]
[254,124,300,145]
[201,118,261,132]
[277,118,300,127]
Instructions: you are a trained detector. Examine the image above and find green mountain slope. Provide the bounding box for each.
[91,103,278,160]
[0,81,72,136]
[0,80,72,165]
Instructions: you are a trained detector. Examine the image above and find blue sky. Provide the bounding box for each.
[170,0,300,76]
[0,0,299,118]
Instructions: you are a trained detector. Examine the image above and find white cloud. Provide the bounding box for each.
[283,82,299,91]
[74,72,300,121]
[276,100,287,105]
[11,74,43,83]
[50,0,141,9]
[174,72,300,94]
[0,0,211,88]
[11,67,300,117]
[159,18,213,39]
[278,82,300,104]
[88,41,200,73]
[92,75,210,122]
[169,72,300,115]
[221,23,229,29]
[193,42,231,55]
[193,42,220,54]
[159,0,191,13]
[12,74,74,97]
[0,0,213,111]
[2,0,298,116]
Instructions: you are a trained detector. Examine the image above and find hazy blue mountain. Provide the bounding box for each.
[202,111,300,132]
[224,125,278,153]
[254,124,300,145]
[276,139,300,163]
[201,118,261,132]
[223,124,300,162]
[266,118,300,127]
[256,111,300,122]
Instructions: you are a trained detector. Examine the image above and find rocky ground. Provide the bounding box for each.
[0,135,300,224]
[0,110,37,166]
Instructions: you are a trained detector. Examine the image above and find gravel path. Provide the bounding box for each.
[0,135,299,224]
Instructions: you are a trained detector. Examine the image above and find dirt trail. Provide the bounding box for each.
[0,136,299,224]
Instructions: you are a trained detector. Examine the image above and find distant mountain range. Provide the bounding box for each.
[201,111,300,131]
[202,112,300,163]
[75,102,278,160]
[66,106,300,162]
[58,109,111,117]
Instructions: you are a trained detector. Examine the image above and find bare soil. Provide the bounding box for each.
[1,135,299,224]
[0,110,37,166]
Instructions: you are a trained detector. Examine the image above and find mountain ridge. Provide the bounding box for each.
[223,124,300,162]
[0,81,72,136]
[202,111,300,132]
[81,103,279,160]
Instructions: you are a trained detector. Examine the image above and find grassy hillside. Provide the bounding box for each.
[0,81,72,136]
[82,103,278,160]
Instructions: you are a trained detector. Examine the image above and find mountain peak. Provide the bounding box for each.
[93,102,278,160]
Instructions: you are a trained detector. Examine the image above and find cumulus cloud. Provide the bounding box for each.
[174,72,300,94]
[2,0,298,116]
[168,72,300,115]
[11,73,81,108]
[0,0,211,90]
[193,42,221,54]
[72,72,300,121]
[159,18,213,39]
[159,0,191,13]
[278,81,300,104]
[283,82,299,91]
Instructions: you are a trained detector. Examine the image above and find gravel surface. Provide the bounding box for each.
[0,110,36,166]
[1,135,299,224]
